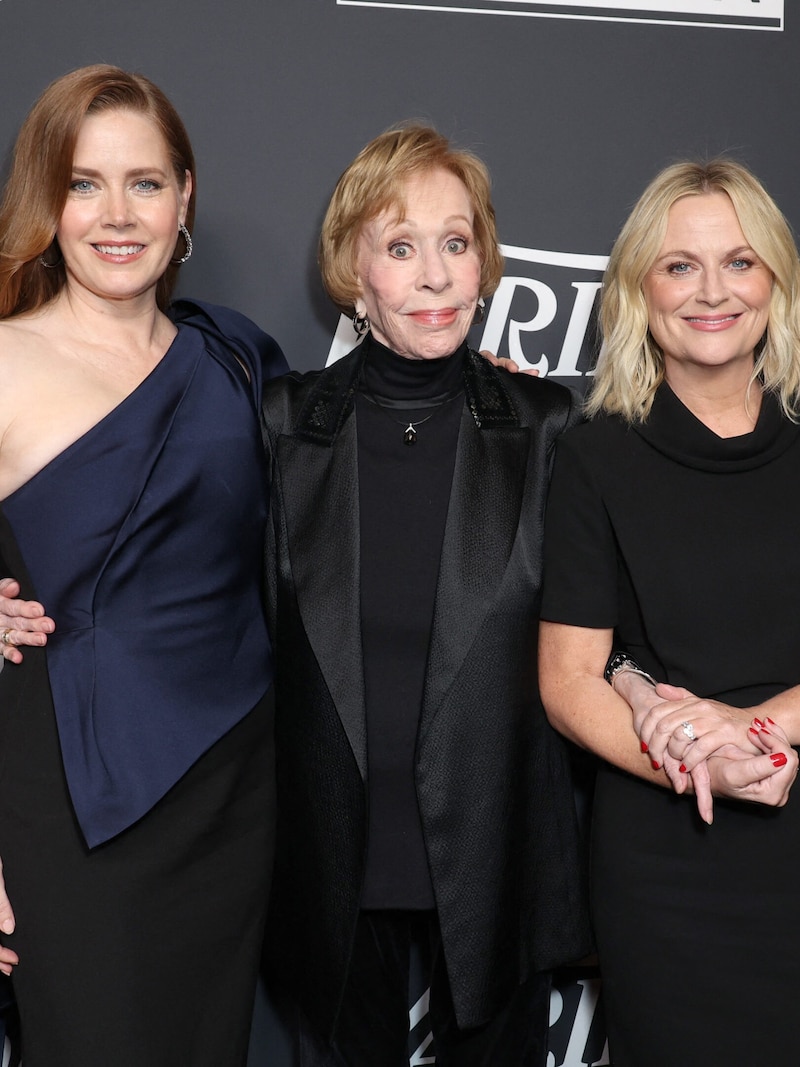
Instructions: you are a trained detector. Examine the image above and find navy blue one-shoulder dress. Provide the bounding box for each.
[0,300,287,1066]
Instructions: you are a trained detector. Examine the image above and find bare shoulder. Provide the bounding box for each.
[0,313,54,368]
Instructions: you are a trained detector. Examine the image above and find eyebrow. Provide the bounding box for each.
[70,166,170,178]
[656,244,756,260]
[383,213,474,231]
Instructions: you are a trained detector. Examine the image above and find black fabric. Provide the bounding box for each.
[262,342,591,1040]
[541,383,800,1067]
[296,911,551,1067]
[357,336,464,908]
[0,510,275,1067]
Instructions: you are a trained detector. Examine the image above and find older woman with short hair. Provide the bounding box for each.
[262,124,590,1066]
[539,159,800,1067]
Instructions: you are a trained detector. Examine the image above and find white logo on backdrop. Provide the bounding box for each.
[326,243,607,381]
[336,0,783,31]
[406,976,609,1066]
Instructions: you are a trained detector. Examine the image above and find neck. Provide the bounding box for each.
[362,334,465,402]
[665,364,761,438]
[48,285,172,354]
[665,371,763,437]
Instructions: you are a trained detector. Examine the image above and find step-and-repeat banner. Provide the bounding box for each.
[0,1,791,1063]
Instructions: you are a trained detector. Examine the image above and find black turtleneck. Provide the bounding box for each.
[357,334,465,910]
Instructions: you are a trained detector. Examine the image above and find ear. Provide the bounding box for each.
[179,170,193,224]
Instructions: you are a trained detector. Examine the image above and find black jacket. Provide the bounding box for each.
[261,342,591,1038]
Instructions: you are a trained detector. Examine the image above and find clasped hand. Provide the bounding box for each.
[629,680,797,823]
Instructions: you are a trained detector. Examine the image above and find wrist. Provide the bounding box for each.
[604,651,657,691]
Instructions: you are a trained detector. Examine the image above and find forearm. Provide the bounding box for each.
[538,622,666,785]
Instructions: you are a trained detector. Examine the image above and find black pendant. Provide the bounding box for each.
[403,423,417,445]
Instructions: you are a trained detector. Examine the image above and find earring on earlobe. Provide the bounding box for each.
[353,311,370,336]
[39,242,63,268]
[171,223,193,265]
[472,297,485,326]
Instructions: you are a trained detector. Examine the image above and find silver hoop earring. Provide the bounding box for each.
[472,297,485,326]
[39,242,63,268]
[353,312,369,337]
[171,223,193,265]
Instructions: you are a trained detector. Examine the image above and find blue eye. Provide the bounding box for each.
[70,180,94,193]
[445,238,467,254]
[730,258,753,270]
[136,179,161,192]
[390,243,412,259]
[667,262,691,275]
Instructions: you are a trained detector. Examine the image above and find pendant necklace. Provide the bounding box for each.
[361,387,462,445]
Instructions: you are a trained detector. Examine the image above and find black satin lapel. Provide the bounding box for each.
[276,417,367,779]
[422,412,530,721]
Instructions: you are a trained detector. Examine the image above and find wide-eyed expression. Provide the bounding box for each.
[355,168,482,360]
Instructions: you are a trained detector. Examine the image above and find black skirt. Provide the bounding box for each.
[0,630,274,1067]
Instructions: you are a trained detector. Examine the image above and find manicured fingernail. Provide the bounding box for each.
[640,740,649,753]
[771,753,788,768]
[754,717,764,727]
[766,717,776,726]
[761,729,771,736]
[651,759,660,770]
[679,764,687,773]
[749,726,760,736]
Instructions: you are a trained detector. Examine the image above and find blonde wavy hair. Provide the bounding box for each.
[319,123,504,316]
[587,159,800,423]
[0,64,195,318]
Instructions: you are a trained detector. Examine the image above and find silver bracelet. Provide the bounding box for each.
[604,652,657,688]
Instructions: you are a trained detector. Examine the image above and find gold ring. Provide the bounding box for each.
[0,629,14,646]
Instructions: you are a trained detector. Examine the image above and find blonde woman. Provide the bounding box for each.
[540,160,800,1067]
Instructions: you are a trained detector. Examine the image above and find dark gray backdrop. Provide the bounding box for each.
[0,3,791,1064]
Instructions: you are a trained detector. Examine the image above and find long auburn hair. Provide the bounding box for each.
[0,64,196,318]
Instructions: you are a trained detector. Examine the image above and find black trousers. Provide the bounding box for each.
[297,910,551,1067]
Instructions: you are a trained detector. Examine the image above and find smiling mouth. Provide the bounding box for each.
[684,314,741,326]
[409,308,459,325]
[93,244,145,256]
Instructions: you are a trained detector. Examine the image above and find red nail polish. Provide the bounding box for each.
[651,759,660,770]
[749,727,760,736]
[640,740,649,753]
[771,753,788,768]
[679,764,687,773]
[753,718,764,727]
[766,717,776,726]
[761,729,771,736]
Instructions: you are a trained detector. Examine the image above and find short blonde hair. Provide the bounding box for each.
[588,159,800,422]
[0,64,195,318]
[319,123,504,316]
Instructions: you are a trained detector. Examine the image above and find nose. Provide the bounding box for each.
[102,186,134,228]
[417,245,451,293]
[697,266,728,306]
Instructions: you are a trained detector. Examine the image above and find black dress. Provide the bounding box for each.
[541,383,800,1067]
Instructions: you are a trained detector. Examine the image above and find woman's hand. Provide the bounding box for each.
[0,859,19,976]
[479,351,540,376]
[707,720,798,807]
[611,671,715,822]
[0,577,55,664]
[639,683,757,771]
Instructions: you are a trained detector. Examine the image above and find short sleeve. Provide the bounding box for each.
[540,428,619,628]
